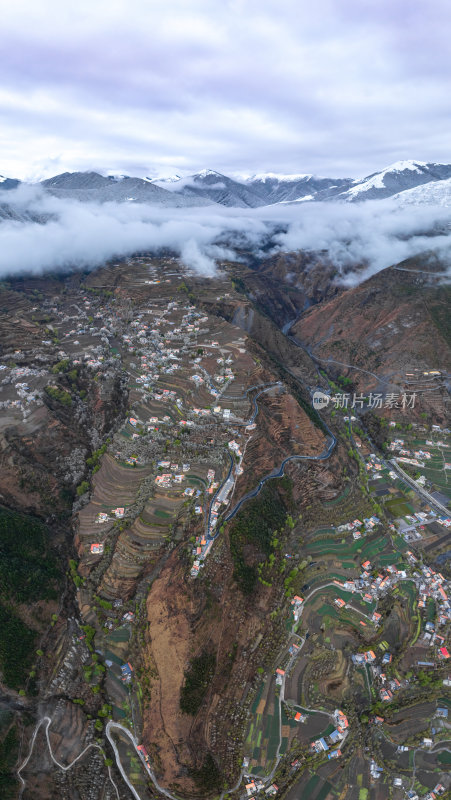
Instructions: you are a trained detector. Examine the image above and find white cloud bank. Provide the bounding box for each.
[270,201,451,283]
[1,186,451,283]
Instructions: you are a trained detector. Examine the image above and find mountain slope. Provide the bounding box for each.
[156,161,451,206]
[3,160,451,209]
[391,176,451,206]
[41,171,213,207]
[244,173,352,203]
[0,175,21,190]
[154,169,264,207]
[292,252,451,419]
[336,160,451,202]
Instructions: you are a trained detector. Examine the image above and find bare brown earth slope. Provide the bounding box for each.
[292,252,451,419]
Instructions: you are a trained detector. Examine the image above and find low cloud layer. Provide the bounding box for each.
[1,186,451,284]
[270,201,451,283]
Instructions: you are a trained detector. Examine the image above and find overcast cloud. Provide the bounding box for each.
[1,0,451,180]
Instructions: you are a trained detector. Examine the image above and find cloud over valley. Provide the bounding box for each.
[1,187,451,284]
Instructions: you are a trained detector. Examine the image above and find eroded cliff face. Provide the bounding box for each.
[240,250,341,328]
[0,376,126,517]
[189,250,339,332]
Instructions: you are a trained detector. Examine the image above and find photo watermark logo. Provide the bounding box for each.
[312,391,330,409]
[313,391,417,410]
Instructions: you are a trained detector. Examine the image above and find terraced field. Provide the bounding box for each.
[305,532,392,565]
[75,455,153,564]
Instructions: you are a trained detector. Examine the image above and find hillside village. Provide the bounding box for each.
[1,255,450,800]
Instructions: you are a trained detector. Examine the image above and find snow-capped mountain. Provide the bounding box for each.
[153,169,264,208]
[153,174,183,184]
[336,160,451,202]
[152,161,451,205]
[153,169,352,206]
[2,161,451,210]
[243,173,352,204]
[40,172,212,207]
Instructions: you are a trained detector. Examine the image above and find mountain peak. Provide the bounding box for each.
[341,160,451,201]
[377,159,428,174]
[194,169,224,179]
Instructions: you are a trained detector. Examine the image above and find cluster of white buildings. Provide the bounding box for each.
[415,566,451,657]
[311,709,348,759]
[228,439,242,456]
[94,507,124,524]
[245,777,266,797]
[367,651,404,702]
[190,538,214,577]
[349,556,451,673]
[337,515,381,540]
[333,560,407,617]
[388,438,433,469]
[56,294,253,583]
[0,365,49,413]
[353,650,404,705]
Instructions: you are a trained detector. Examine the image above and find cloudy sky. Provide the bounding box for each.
[1,0,451,181]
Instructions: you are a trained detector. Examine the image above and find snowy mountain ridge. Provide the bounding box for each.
[2,161,451,208]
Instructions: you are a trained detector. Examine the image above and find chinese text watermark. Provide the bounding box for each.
[312,391,417,410]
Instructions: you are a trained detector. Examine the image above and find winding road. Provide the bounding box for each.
[106,720,192,800]
[17,715,120,800]
[204,382,283,538]
[223,431,336,524]
[205,378,336,534]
